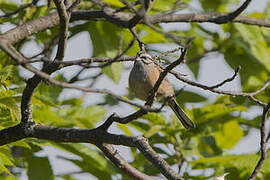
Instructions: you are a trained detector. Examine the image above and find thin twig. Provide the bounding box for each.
[115,0,140,13]
[211,0,252,24]
[144,18,189,46]
[53,0,70,61]
[153,46,183,61]
[249,102,270,180]
[145,42,191,106]
[24,56,136,66]
[29,36,59,59]
[208,66,241,89]
[94,38,136,68]
[0,0,39,18]
[169,70,269,106]
[130,27,145,51]
[117,31,124,55]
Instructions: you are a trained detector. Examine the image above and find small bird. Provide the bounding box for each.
[129,51,195,129]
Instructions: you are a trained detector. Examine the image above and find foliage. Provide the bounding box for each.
[0,0,270,179]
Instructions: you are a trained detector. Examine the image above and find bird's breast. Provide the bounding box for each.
[129,61,154,100]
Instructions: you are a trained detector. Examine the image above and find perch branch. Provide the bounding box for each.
[249,102,270,180]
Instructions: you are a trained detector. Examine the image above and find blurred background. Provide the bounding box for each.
[0,0,270,179]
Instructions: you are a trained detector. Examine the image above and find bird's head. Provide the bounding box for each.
[136,51,153,64]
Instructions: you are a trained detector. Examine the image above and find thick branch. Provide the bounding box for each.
[149,12,270,27]
[1,12,60,45]
[97,143,154,180]
[0,123,136,146]
[2,8,270,46]
[0,122,183,179]
[135,136,183,180]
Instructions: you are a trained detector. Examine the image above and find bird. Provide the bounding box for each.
[129,51,195,129]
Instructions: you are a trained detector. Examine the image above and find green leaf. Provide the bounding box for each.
[10,140,31,149]
[144,125,163,138]
[0,147,14,166]
[137,25,167,43]
[117,124,133,136]
[182,24,208,77]
[0,164,11,175]
[35,74,65,106]
[60,98,82,106]
[88,21,119,57]
[235,24,270,72]
[0,65,15,88]
[33,105,64,124]
[103,0,123,7]
[223,42,268,88]
[214,120,243,150]
[198,136,222,157]
[199,0,228,11]
[87,21,124,83]
[73,106,107,128]
[0,0,18,12]
[102,62,124,84]
[192,152,270,179]
[32,6,48,19]
[56,105,107,128]
[130,121,150,133]
[151,0,176,13]
[176,91,207,104]
[55,143,116,179]
[0,97,21,121]
[36,28,57,44]
[141,113,167,125]
[100,94,119,106]
[26,156,54,180]
[0,146,15,175]
[192,104,247,124]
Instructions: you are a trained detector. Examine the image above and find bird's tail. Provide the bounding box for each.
[168,99,195,129]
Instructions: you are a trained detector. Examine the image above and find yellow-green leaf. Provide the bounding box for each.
[214,120,243,150]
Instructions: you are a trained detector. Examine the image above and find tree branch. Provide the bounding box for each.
[210,0,252,24]
[96,143,154,180]
[24,56,136,66]
[169,70,270,106]
[249,102,270,180]
[207,66,241,89]
[145,43,190,106]
[0,123,183,179]
[2,8,270,47]
[135,136,183,180]
[53,0,70,60]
